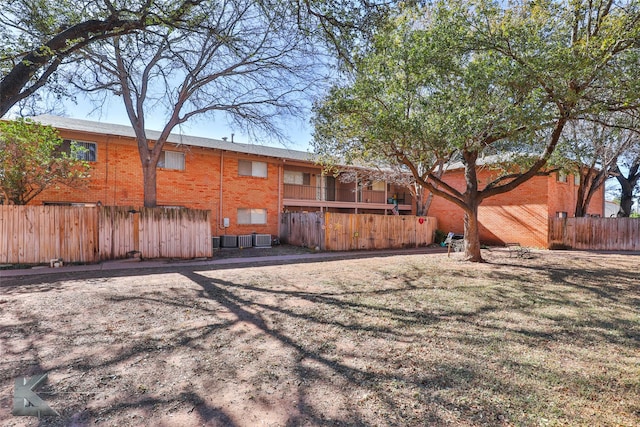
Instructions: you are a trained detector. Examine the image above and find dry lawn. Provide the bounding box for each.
[0,249,638,426]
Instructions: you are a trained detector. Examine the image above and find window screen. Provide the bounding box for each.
[158,151,185,170]
[557,172,567,183]
[237,208,267,224]
[61,140,97,162]
[239,160,267,177]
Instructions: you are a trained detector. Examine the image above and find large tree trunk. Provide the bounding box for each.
[463,204,483,262]
[618,192,634,217]
[615,163,639,217]
[415,186,430,216]
[574,175,588,217]
[575,167,607,218]
[142,162,157,208]
[462,151,483,262]
[421,191,433,216]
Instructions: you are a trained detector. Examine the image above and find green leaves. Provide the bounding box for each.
[0,118,89,204]
[314,0,640,174]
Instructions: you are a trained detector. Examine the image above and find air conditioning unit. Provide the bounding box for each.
[238,235,253,248]
[253,234,272,247]
[212,236,220,250]
[221,235,237,248]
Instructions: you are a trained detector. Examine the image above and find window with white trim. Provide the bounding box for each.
[238,160,267,177]
[61,140,97,162]
[574,174,580,185]
[158,150,185,170]
[237,208,267,224]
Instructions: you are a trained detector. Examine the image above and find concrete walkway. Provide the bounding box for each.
[0,247,449,279]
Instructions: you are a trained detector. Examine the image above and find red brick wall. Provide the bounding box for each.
[547,172,604,218]
[31,130,282,237]
[31,126,605,246]
[428,169,549,247]
[427,169,605,248]
[218,154,280,237]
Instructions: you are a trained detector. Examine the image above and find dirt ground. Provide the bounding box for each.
[0,248,638,426]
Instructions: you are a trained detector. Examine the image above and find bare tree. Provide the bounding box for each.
[559,116,638,217]
[72,0,323,207]
[0,0,206,118]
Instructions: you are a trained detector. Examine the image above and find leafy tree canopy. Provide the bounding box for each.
[313,0,640,261]
[0,118,90,204]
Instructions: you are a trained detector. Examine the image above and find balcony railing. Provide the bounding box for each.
[284,184,413,205]
[283,183,319,200]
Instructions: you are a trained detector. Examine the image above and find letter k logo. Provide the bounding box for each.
[13,373,59,417]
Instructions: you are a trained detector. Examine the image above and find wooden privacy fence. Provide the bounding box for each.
[280,212,437,251]
[549,217,640,251]
[0,205,98,265]
[0,205,212,264]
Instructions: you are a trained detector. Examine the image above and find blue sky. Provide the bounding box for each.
[59,92,315,152]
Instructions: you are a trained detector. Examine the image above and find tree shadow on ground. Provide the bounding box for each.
[1,252,638,426]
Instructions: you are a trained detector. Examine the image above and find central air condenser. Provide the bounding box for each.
[253,234,272,247]
[221,235,238,248]
[238,235,253,248]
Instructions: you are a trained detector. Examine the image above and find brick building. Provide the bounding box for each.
[26,116,411,238]
[11,116,603,247]
[428,166,604,248]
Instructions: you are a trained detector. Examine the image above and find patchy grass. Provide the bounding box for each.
[0,249,638,426]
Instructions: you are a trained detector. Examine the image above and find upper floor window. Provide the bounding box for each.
[557,171,567,183]
[368,181,385,191]
[239,160,267,177]
[284,170,310,185]
[574,174,581,186]
[158,150,185,170]
[61,140,97,162]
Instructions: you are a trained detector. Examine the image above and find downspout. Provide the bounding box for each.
[277,162,282,238]
[219,151,225,230]
[354,172,358,214]
[321,170,325,213]
[104,136,109,205]
[384,179,388,216]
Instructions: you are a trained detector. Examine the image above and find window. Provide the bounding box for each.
[574,174,581,185]
[557,171,567,183]
[371,181,385,191]
[61,140,97,162]
[557,211,568,218]
[239,160,267,177]
[237,208,267,224]
[158,151,185,170]
[284,170,310,185]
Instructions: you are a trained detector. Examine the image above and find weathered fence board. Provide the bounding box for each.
[549,217,640,251]
[0,205,98,264]
[280,212,324,249]
[280,212,437,251]
[0,205,212,264]
[97,206,136,261]
[137,208,211,259]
